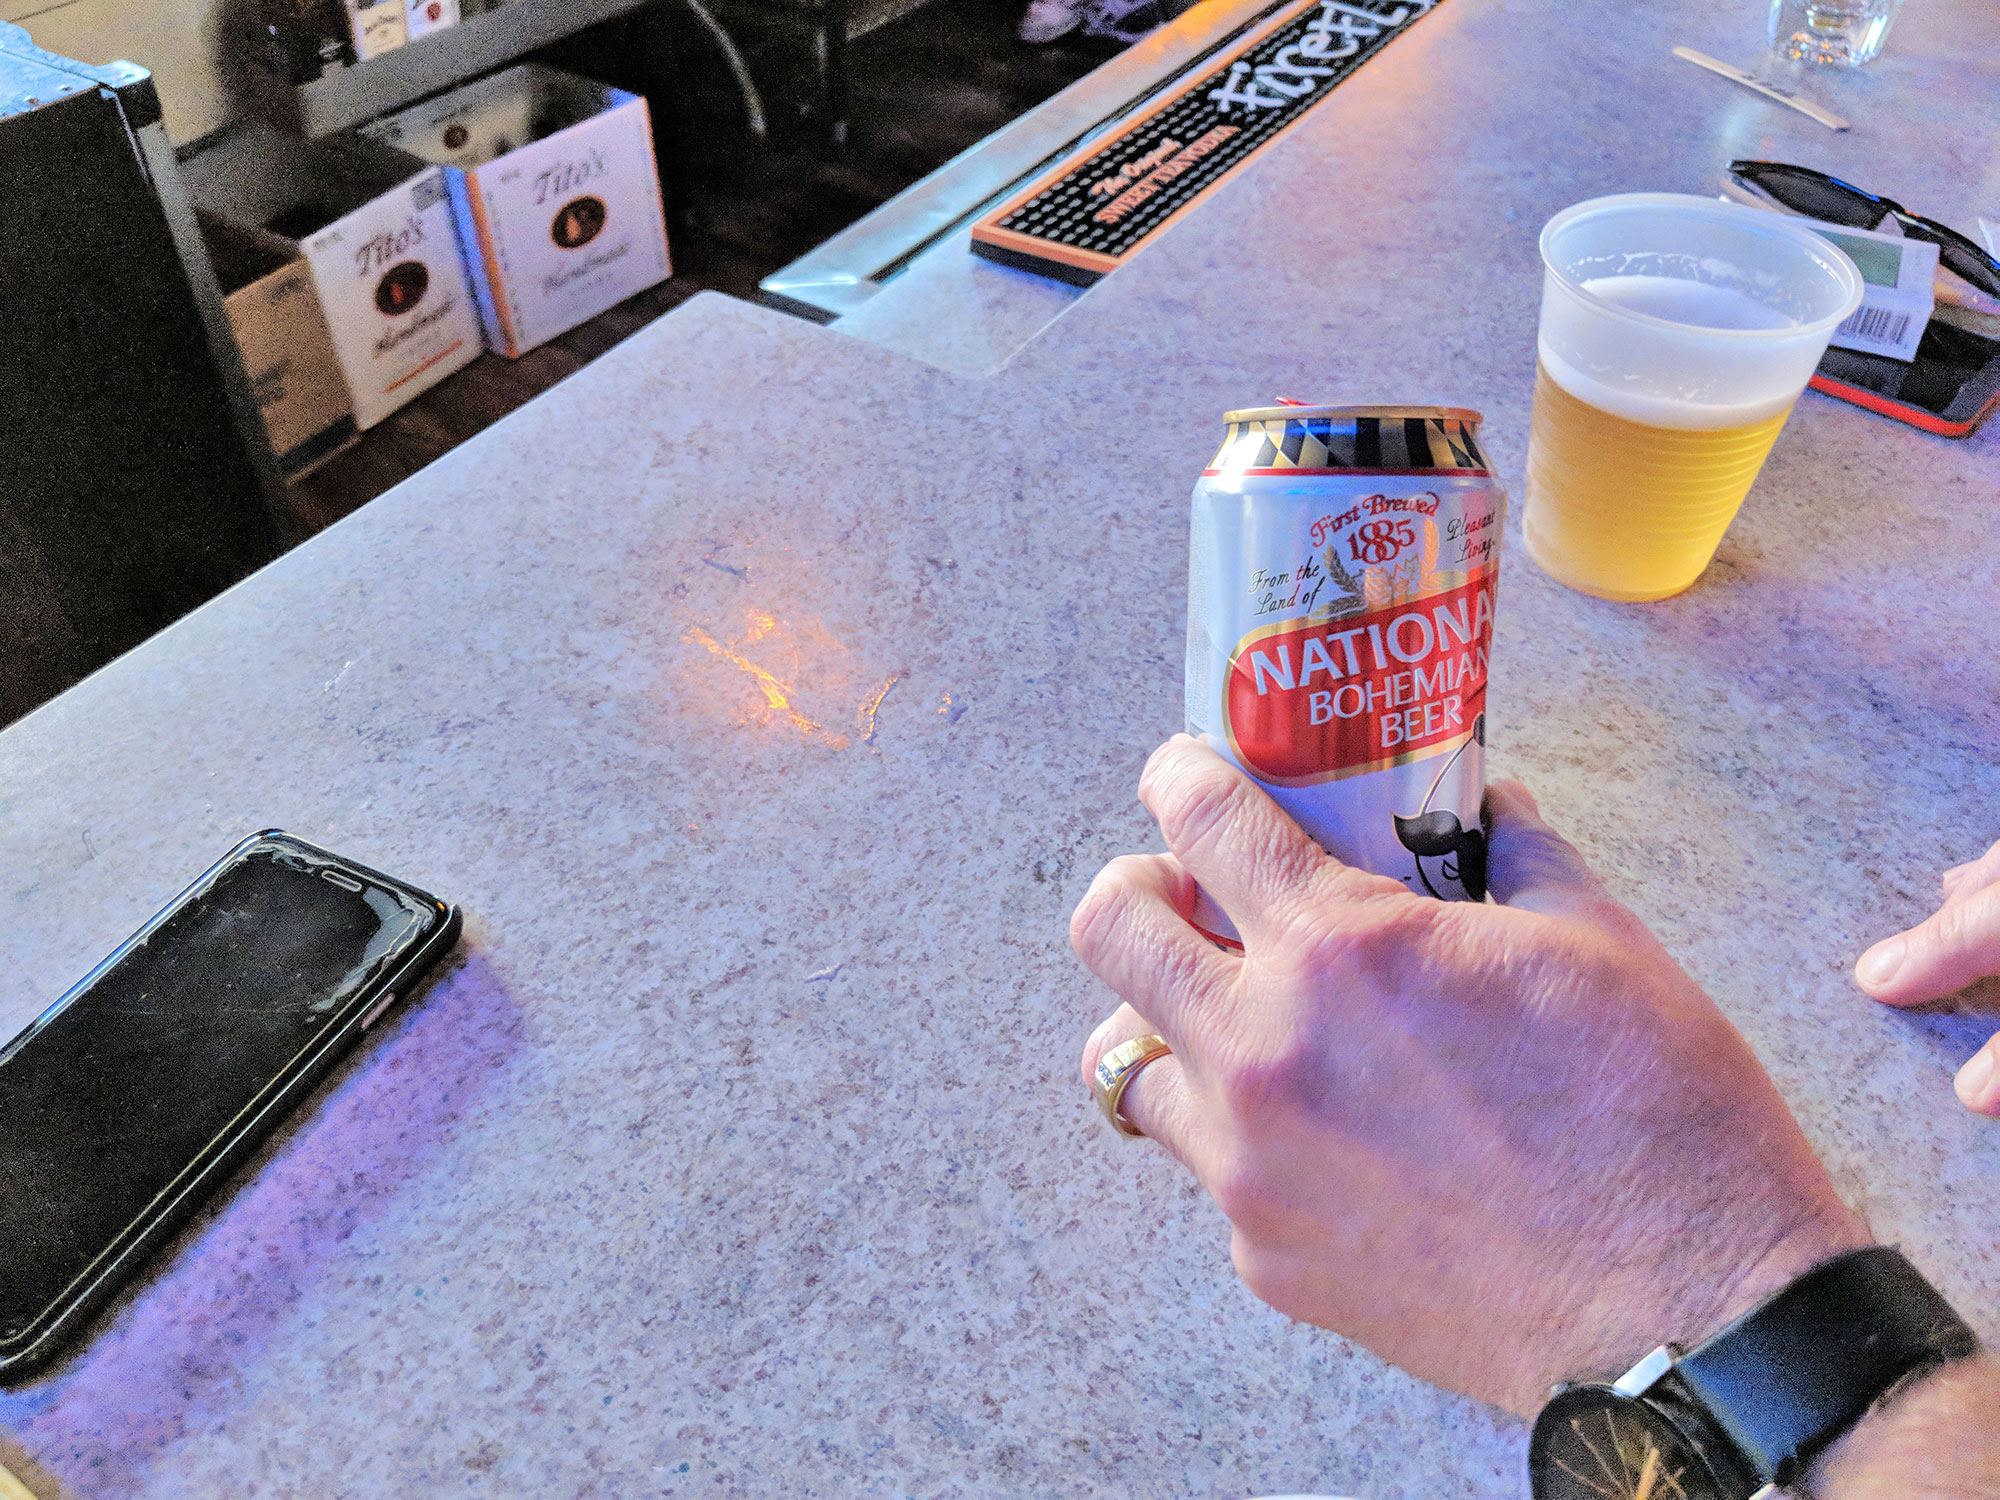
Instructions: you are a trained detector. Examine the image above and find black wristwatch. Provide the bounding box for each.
[1528,1247,1977,1500]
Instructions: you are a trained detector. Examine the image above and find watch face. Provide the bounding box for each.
[1530,1385,1729,1500]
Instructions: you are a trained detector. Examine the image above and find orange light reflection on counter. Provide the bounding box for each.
[859,675,899,744]
[682,604,905,751]
[683,624,830,739]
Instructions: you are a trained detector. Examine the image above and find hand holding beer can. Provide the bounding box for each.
[1186,406,1505,945]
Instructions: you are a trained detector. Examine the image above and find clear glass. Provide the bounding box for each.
[1523,194,1863,601]
[1768,0,1905,67]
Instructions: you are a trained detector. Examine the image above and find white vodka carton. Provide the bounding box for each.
[362,64,671,358]
[183,121,482,429]
[346,0,408,59]
[300,162,482,426]
[404,0,462,41]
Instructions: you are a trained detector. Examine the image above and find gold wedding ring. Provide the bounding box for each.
[1092,1033,1171,1137]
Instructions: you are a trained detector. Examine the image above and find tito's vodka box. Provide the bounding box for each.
[181,120,481,429]
[361,64,670,358]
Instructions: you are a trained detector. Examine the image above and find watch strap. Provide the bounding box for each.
[1671,1246,1978,1486]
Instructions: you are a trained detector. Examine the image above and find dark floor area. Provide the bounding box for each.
[291,0,1124,532]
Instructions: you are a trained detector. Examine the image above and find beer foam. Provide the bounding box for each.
[1540,274,1806,429]
[1535,346,1795,429]
[1580,274,1801,332]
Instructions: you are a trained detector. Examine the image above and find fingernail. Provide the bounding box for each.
[1856,937,1905,988]
[1954,1046,1997,1111]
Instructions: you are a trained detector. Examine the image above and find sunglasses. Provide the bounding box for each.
[1728,160,2000,301]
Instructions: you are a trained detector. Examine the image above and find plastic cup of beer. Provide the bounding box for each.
[1524,192,1863,601]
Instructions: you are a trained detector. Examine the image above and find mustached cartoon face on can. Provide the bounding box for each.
[374,260,430,316]
[551,196,607,250]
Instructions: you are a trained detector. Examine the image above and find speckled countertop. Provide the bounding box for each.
[3,2,1997,1496]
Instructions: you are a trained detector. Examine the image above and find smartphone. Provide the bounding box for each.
[0,832,461,1381]
[1810,316,2000,437]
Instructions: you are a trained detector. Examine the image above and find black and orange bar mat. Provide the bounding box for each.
[971,0,1439,286]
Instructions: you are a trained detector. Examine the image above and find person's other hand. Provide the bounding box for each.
[1072,735,1869,1417]
[1854,837,2000,1116]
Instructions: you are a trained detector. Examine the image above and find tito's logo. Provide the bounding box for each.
[551,195,607,249]
[1224,573,1494,783]
[374,260,430,316]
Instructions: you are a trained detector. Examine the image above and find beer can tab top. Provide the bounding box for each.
[1209,407,1491,477]
[1224,404,1485,426]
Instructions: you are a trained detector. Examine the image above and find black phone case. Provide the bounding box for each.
[0,831,462,1383]
[1811,317,2000,437]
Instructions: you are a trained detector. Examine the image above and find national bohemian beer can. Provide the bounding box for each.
[1185,404,1504,941]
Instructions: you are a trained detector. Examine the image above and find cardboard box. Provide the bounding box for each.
[344,0,461,57]
[346,0,408,59]
[198,213,357,478]
[182,120,482,429]
[404,0,462,42]
[362,64,670,358]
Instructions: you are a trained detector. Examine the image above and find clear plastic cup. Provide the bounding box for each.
[1522,193,1863,601]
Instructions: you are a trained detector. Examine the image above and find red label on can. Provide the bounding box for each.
[1224,572,1495,784]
